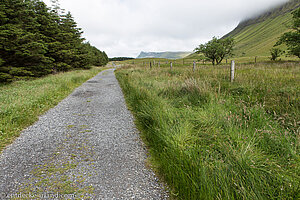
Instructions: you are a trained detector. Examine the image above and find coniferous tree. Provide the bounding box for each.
[0,0,108,83]
[0,0,51,80]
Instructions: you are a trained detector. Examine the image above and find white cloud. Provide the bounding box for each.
[43,0,288,57]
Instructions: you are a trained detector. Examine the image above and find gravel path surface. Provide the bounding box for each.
[0,69,168,199]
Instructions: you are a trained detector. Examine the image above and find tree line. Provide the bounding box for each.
[109,57,134,61]
[0,0,108,83]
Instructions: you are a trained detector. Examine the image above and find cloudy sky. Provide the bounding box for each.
[43,0,288,58]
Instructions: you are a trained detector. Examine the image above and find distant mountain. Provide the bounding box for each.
[137,51,192,59]
[223,0,300,57]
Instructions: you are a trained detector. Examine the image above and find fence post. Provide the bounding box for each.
[158,61,160,67]
[170,62,173,70]
[255,56,257,63]
[150,61,152,69]
[193,61,196,72]
[230,60,235,82]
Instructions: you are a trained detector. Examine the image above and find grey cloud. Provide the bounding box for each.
[44,0,288,57]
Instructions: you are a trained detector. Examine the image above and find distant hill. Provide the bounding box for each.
[137,51,192,59]
[223,0,300,57]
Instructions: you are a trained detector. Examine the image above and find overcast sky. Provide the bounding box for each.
[43,0,288,57]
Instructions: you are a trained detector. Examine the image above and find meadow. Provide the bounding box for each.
[0,67,106,152]
[130,55,300,68]
[116,60,300,199]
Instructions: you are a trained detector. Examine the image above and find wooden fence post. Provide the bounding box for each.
[170,62,173,70]
[150,61,152,69]
[255,56,257,63]
[193,61,196,72]
[230,60,235,82]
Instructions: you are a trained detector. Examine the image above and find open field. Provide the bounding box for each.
[0,67,106,152]
[116,60,300,199]
[123,57,300,68]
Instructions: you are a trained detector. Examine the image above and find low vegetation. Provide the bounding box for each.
[0,67,106,152]
[116,60,300,199]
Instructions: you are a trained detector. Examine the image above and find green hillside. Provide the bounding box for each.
[230,13,292,57]
[226,0,299,57]
[187,0,300,60]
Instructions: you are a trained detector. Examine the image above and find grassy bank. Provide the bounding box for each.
[0,67,106,152]
[116,62,299,199]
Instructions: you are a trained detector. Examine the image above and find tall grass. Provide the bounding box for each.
[0,67,106,152]
[116,61,300,199]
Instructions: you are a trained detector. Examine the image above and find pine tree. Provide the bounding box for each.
[0,0,108,83]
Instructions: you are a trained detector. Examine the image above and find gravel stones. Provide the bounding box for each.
[0,69,168,199]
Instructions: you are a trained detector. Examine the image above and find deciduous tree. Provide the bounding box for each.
[275,8,300,58]
[270,48,283,61]
[194,37,234,65]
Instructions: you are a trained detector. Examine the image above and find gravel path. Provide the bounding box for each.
[0,69,168,199]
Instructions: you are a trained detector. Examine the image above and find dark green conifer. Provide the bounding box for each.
[0,0,108,82]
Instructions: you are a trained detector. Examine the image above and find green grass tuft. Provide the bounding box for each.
[116,61,300,199]
[0,67,106,152]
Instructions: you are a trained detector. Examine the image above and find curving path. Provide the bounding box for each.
[0,69,168,199]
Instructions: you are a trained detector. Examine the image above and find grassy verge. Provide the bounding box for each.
[116,62,299,199]
[0,67,107,152]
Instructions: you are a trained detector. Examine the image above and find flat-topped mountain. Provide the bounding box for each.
[137,51,191,59]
